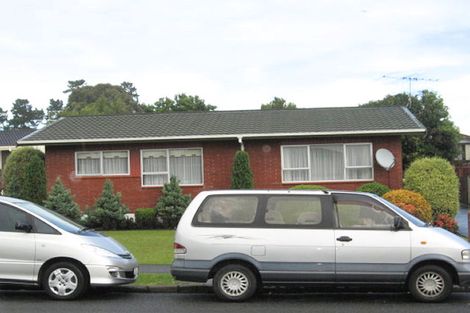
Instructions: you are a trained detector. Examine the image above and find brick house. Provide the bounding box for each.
[455,134,470,206]
[18,106,424,212]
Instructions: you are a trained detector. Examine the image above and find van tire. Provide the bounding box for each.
[408,265,453,302]
[42,262,88,300]
[213,264,257,301]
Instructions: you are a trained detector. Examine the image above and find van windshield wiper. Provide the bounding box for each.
[79,227,94,233]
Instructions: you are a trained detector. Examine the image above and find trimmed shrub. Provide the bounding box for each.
[44,177,81,222]
[433,214,459,233]
[290,184,328,191]
[155,176,191,229]
[356,182,390,196]
[135,208,157,229]
[383,189,433,223]
[3,147,47,204]
[231,150,254,189]
[404,157,459,217]
[86,180,129,230]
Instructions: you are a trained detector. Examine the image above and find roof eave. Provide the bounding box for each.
[17,128,426,146]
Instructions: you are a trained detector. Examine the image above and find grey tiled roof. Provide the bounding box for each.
[0,128,35,147]
[19,106,425,145]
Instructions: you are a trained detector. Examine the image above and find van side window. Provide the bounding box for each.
[0,204,31,232]
[33,218,60,235]
[196,196,258,225]
[265,196,323,226]
[336,197,395,229]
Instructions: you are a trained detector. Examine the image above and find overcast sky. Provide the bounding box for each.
[1,0,469,133]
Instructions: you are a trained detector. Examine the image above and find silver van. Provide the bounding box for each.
[171,190,470,302]
[0,196,138,300]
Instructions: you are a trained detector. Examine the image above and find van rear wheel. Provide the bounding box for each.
[408,265,453,302]
[213,264,257,301]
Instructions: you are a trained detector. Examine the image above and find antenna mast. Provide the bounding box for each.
[381,75,438,107]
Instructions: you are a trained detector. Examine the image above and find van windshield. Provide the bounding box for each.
[14,201,84,234]
[379,198,428,227]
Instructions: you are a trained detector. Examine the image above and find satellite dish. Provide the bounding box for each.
[375,148,395,171]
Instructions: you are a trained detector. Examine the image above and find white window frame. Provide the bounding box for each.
[140,147,204,187]
[75,150,130,177]
[281,143,374,183]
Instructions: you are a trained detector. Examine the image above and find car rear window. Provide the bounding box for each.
[194,196,259,225]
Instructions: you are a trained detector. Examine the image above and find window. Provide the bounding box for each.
[33,218,59,235]
[265,196,323,226]
[0,204,30,232]
[336,196,395,229]
[282,143,373,182]
[76,151,129,176]
[141,148,203,186]
[195,196,258,225]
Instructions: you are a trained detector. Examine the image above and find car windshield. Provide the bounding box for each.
[379,198,427,227]
[13,201,84,234]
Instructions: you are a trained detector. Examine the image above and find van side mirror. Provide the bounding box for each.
[393,216,404,231]
[15,222,32,233]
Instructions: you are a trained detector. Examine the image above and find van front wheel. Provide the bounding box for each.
[408,265,453,302]
[213,264,257,301]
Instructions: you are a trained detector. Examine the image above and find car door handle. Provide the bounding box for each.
[336,236,353,242]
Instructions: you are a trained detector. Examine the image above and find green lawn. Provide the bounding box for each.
[104,230,174,264]
[134,273,176,286]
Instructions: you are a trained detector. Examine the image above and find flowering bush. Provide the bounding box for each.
[383,189,432,223]
[433,214,459,233]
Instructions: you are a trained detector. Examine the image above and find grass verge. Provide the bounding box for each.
[133,273,176,286]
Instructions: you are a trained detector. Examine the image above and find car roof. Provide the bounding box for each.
[196,189,376,197]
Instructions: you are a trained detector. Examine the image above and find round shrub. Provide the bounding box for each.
[356,182,390,196]
[290,184,328,191]
[383,189,433,223]
[404,157,459,217]
[433,214,459,233]
[3,147,47,204]
[135,208,157,229]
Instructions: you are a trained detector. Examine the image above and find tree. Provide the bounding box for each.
[143,93,216,112]
[121,81,139,103]
[155,176,191,229]
[0,108,7,130]
[86,180,129,230]
[7,99,44,129]
[231,150,254,189]
[63,79,86,93]
[3,147,47,204]
[45,99,64,124]
[261,97,297,110]
[44,177,81,221]
[63,83,142,116]
[360,90,460,166]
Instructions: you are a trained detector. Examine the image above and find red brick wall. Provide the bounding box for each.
[45,136,403,212]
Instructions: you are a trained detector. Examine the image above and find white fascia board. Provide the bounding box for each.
[17,128,426,145]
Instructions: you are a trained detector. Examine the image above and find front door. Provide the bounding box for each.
[0,204,36,282]
[333,194,411,283]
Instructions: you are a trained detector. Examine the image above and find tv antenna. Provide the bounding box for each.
[381,75,438,106]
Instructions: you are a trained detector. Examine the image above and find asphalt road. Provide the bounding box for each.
[1,289,470,313]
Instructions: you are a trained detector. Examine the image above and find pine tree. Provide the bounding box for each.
[89,180,128,230]
[231,150,254,189]
[44,177,81,221]
[155,176,191,229]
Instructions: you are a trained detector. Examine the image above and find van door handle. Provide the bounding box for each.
[336,236,353,242]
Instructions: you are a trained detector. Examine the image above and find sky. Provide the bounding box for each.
[1,0,469,133]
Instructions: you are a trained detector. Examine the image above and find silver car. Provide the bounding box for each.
[171,190,470,302]
[0,196,138,300]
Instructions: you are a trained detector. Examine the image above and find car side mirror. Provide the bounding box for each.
[15,222,32,233]
[393,216,404,231]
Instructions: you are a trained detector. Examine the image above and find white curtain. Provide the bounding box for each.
[143,174,168,186]
[345,144,372,179]
[77,152,101,175]
[169,149,202,184]
[103,151,128,174]
[282,146,309,182]
[310,145,344,181]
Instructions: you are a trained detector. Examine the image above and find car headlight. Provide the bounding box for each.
[462,250,470,260]
[82,244,119,258]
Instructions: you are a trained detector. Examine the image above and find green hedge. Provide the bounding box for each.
[356,182,391,196]
[289,184,327,190]
[404,157,459,217]
[135,208,157,229]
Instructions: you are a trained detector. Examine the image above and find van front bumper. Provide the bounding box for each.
[87,257,139,286]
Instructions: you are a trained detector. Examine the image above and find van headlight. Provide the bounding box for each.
[462,250,470,260]
[82,244,119,258]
